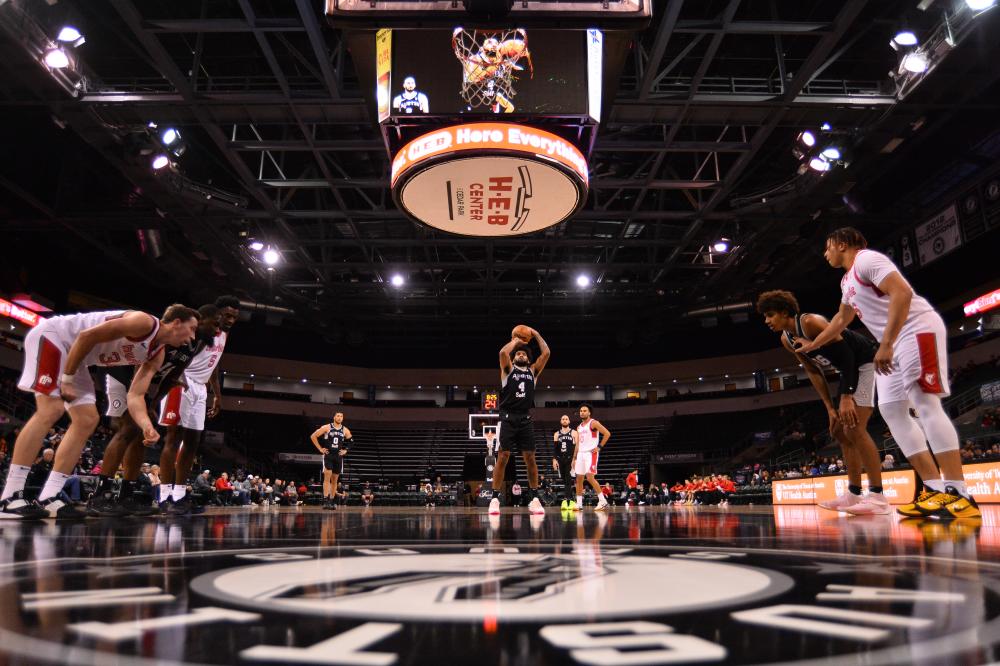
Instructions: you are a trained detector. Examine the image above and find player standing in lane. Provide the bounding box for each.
[572,404,611,512]
[552,415,577,511]
[489,326,550,516]
[310,412,353,510]
[797,227,979,520]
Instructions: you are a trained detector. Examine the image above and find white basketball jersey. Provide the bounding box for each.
[577,419,600,452]
[840,249,936,342]
[46,310,162,368]
[185,331,227,384]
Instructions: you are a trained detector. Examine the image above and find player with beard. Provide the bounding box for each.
[87,305,221,517]
[552,415,577,510]
[489,326,550,516]
[757,290,888,515]
[310,412,353,510]
[572,404,611,511]
[158,296,240,516]
[392,76,429,114]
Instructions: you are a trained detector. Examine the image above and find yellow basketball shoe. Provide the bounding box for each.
[924,488,981,521]
[896,490,944,518]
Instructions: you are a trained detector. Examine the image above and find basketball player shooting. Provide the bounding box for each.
[452,28,532,113]
[489,325,550,516]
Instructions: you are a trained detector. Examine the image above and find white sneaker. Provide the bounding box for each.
[818,492,861,512]
[528,498,544,515]
[845,493,891,516]
[488,498,501,515]
[595,500,610,512]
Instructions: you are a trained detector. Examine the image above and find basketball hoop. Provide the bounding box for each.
[452,28,532,113]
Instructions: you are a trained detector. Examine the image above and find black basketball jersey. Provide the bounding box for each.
[555,429,574,458]
[324,425,347,452]
[105,337,210,403]
[500,366,534,413]
[783,315,877,373]
[398,95,422,114]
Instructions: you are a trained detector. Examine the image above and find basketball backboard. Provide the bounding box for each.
[469,413,500,440]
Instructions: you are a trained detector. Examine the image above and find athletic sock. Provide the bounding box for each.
[924,479,945,493]
[576,495,583,506]
[159,484,174,502]
[38,472,70,502]
[848,485,863,496]
[868,486,883,495]
[943,480,968,497]
[1,465,30,501]
[172,485,187,502]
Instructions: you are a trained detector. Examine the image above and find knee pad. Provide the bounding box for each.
[879,400,929,459]
[907,388,960,454]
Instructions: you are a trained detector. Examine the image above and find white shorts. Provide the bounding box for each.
[574,448,600,476]
[876,312,950,405]
[17,323,96,408]
[158,381,207,431]
[851,363,876,409]
[105,374,128,417]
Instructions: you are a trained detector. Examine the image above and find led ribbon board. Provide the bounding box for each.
[391,123,588,237]
[0,298,41,327]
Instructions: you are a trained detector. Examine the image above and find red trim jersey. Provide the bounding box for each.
[840,249,935,342]
[185,331,227,384]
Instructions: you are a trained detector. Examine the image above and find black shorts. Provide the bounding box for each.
[323,453,343,474]
[499,412,534,452]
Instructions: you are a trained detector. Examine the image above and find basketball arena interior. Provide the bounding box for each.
[2,1,1000,664]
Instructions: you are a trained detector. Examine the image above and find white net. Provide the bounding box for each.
[452,28,532,113]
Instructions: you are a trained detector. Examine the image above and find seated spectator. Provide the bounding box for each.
[195,470,220,505]
[882,454,895,470]
[91,459,103,475]
[215,472,235,505]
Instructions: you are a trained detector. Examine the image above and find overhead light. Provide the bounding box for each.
[966,0,996,10]
[43,48,70,69]
[301,378,307,383]
[821,146,842,160]
[892,30,919,48]
[263,248,280,265]
[713,240,729,253]
[820,122,832,131]
[56,26,85,47]
[901,52,929,73]
[797,131,816,147]
[160,128,180,146]
[576,274,591,288]
[698,377,703,381]
[808,156,831,172]
[151,154,170,170]
[248,240,264,251]
[390,274,405,287]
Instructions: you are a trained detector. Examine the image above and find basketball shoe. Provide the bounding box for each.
[488,497,501,515]
[568,500,579,511]
[844,493,890,516]
[920,487,981,521]
[595,497,610,511]
[0,491,48,520]
[560,499,568,510]
[528,497,545,515]
[897,490,943,518]
[818,492,860,512]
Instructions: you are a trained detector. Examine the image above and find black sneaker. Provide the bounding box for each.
[87,492,127,518]
[0,491,48,520]
[120,495,156,517]
[159,497,175,514]
[39,497,88,520]
[167,495,193,517]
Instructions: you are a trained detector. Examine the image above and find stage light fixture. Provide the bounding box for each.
[901,52,929,73]
[820,122,832,131]
[161,128,180,145]
[43,48,69,69]
[151,154,170,170]
[576,274,592,288]
[248,240,264,251]
[263,248,280,265]
[56,26,85,47]
[808,156,831,172]
[797,131,816,147]
[892,30,918,47]
[390,274,405,287]
[713,240,729,253]
[821,146,842,160]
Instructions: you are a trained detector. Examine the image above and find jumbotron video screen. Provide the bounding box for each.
[388,29,590,116]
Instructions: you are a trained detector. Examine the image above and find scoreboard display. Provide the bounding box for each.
[481,390,499,412]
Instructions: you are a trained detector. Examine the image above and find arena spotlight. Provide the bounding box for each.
[576,274,592,288]
[263,248,280,265]
[247,240,264,252]
[797,131,816,147]
[160,128,180,146]
[821,146,842,160]
[56,26,85,47]
[808,156,832,172]
[390,274,405,287]
[713,240,730,253]
[820,122,832,131]
[892,30,919,48]
[43,48,70,69]
[901,52,929,73]
[966,0,996,10]
[151,154,170,170]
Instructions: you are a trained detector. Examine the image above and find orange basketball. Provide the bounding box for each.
[511,325,532,343]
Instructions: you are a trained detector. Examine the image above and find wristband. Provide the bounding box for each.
[61,373,76,384]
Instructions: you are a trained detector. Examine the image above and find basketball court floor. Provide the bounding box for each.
[1,505,998,665]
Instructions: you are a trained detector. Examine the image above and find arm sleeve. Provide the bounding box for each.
[827,338,859,395]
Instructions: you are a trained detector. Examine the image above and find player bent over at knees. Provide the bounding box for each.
[571,404,611,511]
[757,289,888,515]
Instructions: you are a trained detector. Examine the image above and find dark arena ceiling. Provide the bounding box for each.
[1,0,999,366]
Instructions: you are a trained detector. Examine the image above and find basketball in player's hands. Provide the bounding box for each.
[511,324,532,343]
